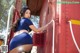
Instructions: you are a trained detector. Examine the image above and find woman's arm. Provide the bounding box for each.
[29,25,48,33]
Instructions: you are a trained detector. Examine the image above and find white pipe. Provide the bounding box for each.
[69,21,80,53]
[52,20,55,53]
[5,5,15,45]
[48,0,49,2]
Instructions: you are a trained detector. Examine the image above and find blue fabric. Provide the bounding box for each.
[16,17,33,32]
[9,32,33,51]
[9,18,33,51]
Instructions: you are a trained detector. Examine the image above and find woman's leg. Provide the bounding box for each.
[9,44,32,53]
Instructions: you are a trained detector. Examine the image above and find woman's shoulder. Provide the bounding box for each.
[23,18,31,22]
[21,17,32,23]
[20,17,33,26]
[21,17,29,20]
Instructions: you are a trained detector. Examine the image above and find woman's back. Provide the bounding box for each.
[16,17,33,32]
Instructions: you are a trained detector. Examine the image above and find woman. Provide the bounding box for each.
[9,6,47,53]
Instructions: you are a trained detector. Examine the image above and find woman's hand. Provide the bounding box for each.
[29,25,48,33]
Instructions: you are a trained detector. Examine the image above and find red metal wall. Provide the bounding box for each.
[38,0,56,53]
[39,0,80,53]
[37,0,49,53]
[58,0,80,53]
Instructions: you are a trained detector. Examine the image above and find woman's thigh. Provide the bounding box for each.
[10,44,33,53]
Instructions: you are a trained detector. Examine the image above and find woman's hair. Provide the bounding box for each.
[12,6,30,32]
[20,7,30,17]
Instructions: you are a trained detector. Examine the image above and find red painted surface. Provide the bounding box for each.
[33,32,46,46]
[59,0,80,53]
[37,0,49,53]
[8,0,21,42]
[37,0,55,53]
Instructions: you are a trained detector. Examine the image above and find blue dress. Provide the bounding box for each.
[9,17,33,51]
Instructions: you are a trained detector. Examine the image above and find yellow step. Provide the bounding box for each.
[70,20,80,25]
